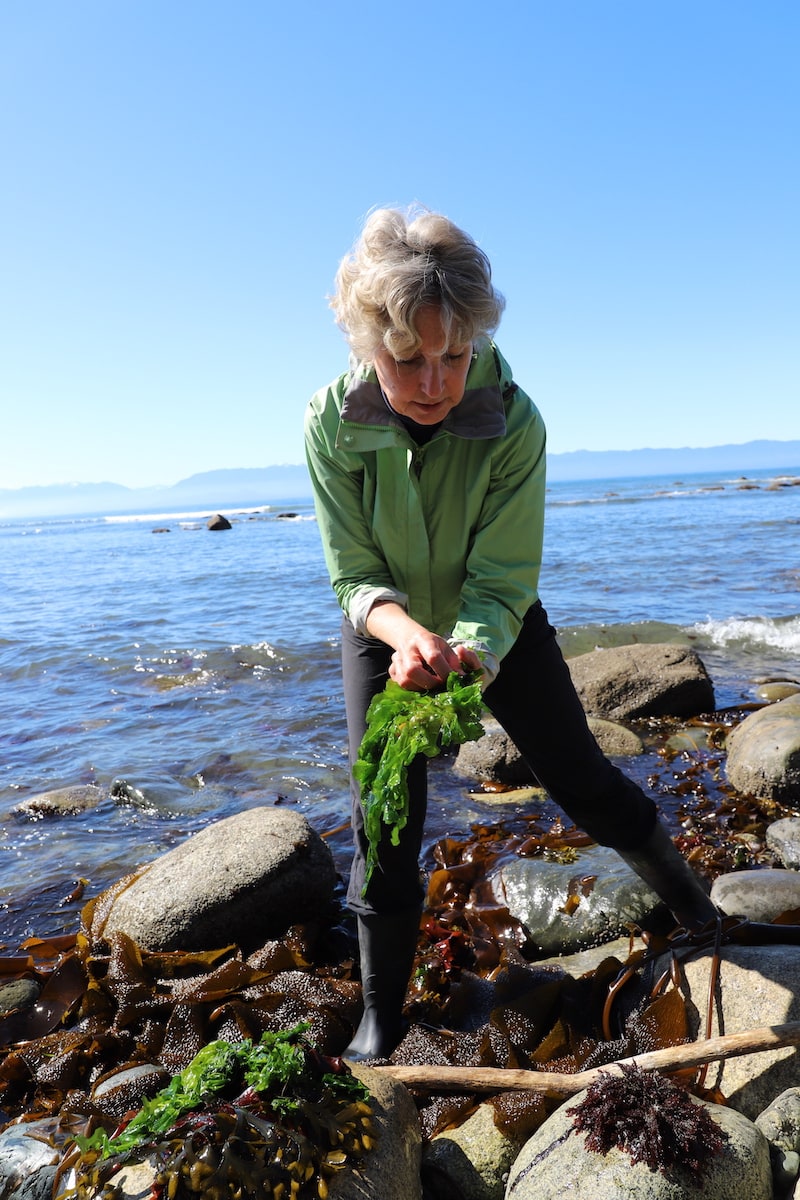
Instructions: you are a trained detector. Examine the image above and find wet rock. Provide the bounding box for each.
[767,817,800,870]
[711,869,800,922]
[12,784,104,818]
[95,807,337,952]
[587,716,644,756]
[506,1090,771,1199]
[566,642,715,720]
[207,513,232,530]
[487,843,660,955]
[0,978,39,1017]
[681,944,800,1119]
[0,1119,61,1197]
[725,694,800,802]
[755,680,800,703]
[423,1100,524,1200]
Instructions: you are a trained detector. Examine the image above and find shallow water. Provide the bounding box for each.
[1,470,798,946]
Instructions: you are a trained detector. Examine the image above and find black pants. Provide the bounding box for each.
[342,601,657,916]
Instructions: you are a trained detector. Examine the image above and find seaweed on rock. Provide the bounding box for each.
[567,1062,728,1176]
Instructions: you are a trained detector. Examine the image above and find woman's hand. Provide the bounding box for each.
[366,601,476,691]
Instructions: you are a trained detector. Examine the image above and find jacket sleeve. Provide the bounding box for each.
[449,385,547,667]
[304,384,408,631]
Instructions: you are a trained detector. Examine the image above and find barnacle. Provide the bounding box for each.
[567,1062,728,1176]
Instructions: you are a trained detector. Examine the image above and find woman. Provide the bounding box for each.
[305,206,716,1061]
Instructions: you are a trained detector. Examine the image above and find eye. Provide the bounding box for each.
[446,349,468,364]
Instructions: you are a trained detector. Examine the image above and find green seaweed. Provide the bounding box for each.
[74,1023,369,1160]
[354,670,485,894]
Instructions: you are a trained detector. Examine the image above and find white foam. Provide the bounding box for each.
[691,614,800,655]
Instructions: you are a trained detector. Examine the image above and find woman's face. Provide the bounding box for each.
[372,305,473,425]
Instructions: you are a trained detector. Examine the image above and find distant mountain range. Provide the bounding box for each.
[2,440,799,519]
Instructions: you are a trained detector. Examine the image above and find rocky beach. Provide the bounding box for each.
[2,635,800,1199]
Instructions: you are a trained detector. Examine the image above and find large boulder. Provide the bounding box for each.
[94,807,336,951]
[506,1088,771,1199]
[487,843,661,955]
[680,943,800,1119]
[725,695,800,802]
[566,643,714,720]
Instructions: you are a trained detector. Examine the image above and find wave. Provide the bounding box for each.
[690,614,800,657]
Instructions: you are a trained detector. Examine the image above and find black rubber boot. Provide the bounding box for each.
[617,820,719,932]
[343,910,421,1062]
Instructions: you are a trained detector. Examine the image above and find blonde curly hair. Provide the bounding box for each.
[331,206,505,361]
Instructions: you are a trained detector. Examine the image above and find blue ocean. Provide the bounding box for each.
[2,467,799,947]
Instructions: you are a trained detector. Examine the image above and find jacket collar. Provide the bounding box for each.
[337,341,509,447]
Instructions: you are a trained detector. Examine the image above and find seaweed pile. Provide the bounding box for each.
[59,1025,373,1200]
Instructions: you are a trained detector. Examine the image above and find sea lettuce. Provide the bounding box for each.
[353,670,485,893]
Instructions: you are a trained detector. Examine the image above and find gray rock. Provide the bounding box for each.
[488,843,661,955]
[767,818,800,870]
[566,642,715,720]
[96,807,336,951]
[12,784,104,818]
[711,869,800,922]
[681,944,800,1119]
[424,1101,524,1200]
[0,1120,61,1197]
[455,718,534,785]
[755,1088,800,1194]
[726,694,800,802]
[0,979,39,1017]
[90,1063,171,1120]
[454,715,643,785]
[506,1091,771,1199]
[587,716,645,756]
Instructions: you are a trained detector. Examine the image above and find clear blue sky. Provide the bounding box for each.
[2,1,798,489]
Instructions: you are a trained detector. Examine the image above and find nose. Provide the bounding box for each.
[420,359,444,398]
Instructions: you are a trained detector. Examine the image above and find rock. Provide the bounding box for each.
[566,643,715,720]
[680,944,800,1119]
[587,716,645,756]
[455,718,535,784]
[755,1088,800,1194]
[767,818,800,870]
[711,869,800,922]
[506,1090,772,1199]
[487,843,661,955]
[423,1100,527,1200]
[725,694,800,802]
[0,978,39,1017]
[330,1062,422,1199]
[95,807,337,951]
[0,1119,61,1197]
[207,513,232,530]
[454,716,643,784]
[12,784,104,818]
[755,681,800,703]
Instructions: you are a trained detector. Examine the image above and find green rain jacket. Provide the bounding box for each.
[304,342,547,680]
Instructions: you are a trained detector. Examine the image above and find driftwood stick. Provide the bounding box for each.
[375,1022,800,1098]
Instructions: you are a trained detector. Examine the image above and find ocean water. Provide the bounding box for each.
[1,468,799,947]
